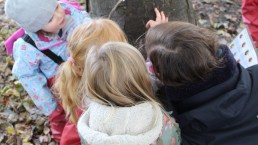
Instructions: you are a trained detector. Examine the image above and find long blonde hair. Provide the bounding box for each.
[54,19,127,123]
[82,42,159,109]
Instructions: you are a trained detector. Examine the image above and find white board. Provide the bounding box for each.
[228,28,258,68]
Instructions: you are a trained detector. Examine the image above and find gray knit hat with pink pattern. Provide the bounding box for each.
[5,0,58,32]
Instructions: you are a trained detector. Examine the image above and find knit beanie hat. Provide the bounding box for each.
[5,0,58,32]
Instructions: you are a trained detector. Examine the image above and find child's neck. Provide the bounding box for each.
[40,29,63,38]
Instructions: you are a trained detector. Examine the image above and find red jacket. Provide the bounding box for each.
[242,0,258,47]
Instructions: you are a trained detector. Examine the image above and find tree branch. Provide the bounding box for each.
[108,0,125,19]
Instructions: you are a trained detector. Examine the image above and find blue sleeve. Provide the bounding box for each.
[80,10,92,23]
[61,2,92,38]
[12,39,57,116]
[64,2,92,24]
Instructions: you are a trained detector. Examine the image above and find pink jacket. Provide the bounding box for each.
[242,0,258,47]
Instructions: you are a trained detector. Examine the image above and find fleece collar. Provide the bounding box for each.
[77,102,163,145]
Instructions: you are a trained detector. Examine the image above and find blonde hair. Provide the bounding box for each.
[82,42,159,108]
[53,19,127,123]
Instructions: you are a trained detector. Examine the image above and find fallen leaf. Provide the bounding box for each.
[6,135,16,144]
[0,134,4,142]
[35,117,46,126]
[15,124,34,143]
[13,81,24,93]
[0,109,18,123]
[22,100,35,113]
[39,135,50,143]
[43,126,50,135]
[6,126,15,134]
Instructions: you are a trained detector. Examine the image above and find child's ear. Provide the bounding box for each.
[153,66,160,78]
[156,72,161,78]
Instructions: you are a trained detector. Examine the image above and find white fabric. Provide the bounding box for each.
[77,102,163,145]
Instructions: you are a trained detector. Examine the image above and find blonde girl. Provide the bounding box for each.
[77,42,181,145]
[55,19,127,123]
[53,19,127,144]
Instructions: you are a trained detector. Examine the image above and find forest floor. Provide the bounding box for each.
[0,0,243,144]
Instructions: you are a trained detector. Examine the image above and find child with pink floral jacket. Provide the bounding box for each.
[4,0,91,143]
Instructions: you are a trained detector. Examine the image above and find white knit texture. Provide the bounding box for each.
[77,102,163,145]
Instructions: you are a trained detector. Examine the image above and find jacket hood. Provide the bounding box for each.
[163,45,258,145]
[77,102,163,145]
[166,64,258,145]
[174,64,251,132]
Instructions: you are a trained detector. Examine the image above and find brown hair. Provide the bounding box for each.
[145,22,220,86]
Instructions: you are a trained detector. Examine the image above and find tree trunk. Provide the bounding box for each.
[87,0,196,55]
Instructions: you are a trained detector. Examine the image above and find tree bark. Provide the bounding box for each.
[87,0,196,52]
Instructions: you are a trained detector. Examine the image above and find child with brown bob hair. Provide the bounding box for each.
[145,21,258,145]
[77,42,181,145]
[53,19,127,144]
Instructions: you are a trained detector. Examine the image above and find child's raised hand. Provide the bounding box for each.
[146,8,168,29]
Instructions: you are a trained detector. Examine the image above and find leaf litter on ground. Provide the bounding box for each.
[0,0,243,144]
